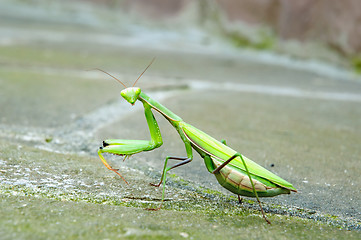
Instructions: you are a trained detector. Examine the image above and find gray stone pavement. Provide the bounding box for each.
[0,1,360,239]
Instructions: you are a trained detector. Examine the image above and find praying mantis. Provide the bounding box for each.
[97,59,297,224]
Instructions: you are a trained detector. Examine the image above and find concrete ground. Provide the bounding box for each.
[0,1,360,239]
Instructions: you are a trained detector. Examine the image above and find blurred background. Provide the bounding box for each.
[1,0,361,71]
[2,0,361,126]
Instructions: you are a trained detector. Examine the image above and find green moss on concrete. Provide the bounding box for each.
[1,193,360,240]
[351,56,361,74]
[1,126,361,239]
[228,31,275,50]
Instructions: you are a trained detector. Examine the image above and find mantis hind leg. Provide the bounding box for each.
[212,153,271,224]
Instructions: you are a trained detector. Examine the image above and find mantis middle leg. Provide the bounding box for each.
[148,135,193,210]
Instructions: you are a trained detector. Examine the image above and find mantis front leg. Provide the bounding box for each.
[98,102,163,183]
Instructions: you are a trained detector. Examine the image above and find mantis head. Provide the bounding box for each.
[120,87,141,105]
[97,58,155,106]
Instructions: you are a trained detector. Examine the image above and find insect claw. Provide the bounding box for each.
[145,207,161,211]
[149,182,161,187]
[237,195,243,204]
[145,202,163,211]
[109,168,129,184]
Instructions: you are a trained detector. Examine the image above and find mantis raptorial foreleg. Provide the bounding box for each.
[98,101,163,183]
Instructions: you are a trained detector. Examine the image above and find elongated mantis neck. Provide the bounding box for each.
[138,92,183,123]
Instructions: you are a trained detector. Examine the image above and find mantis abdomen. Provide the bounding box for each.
[212,158,292,197]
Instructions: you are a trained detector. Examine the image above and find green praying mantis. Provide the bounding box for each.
[97,59,297,224]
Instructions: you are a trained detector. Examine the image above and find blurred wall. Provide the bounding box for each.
[85,0,361,60]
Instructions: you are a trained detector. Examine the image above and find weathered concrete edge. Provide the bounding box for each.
[1,169,360,231]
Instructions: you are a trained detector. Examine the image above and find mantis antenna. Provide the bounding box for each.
[94,68,127,88]
[132,57,155,87]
